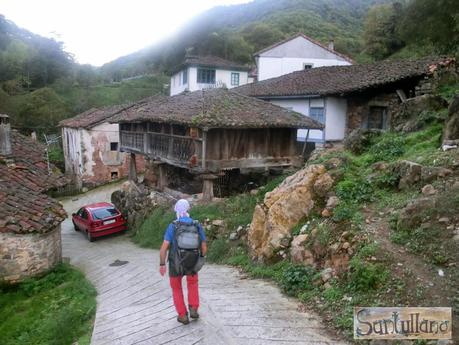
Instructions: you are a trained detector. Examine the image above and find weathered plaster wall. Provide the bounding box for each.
[62,127,83,185]
[63,122,145,187]
[0,226,62,283]
[170,66,250,96]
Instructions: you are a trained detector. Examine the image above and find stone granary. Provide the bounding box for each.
[109,88,323,200]
[236,56,457,142]
[0,114,67,283]
[59,105,145,188]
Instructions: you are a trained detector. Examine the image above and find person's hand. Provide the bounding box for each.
[159,265,166,276]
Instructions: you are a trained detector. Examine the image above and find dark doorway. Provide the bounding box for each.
[367,106,387,129]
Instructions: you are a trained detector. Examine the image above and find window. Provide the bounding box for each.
[309,107,325,124]
[91,207,118,220]
[182,69,187,84]
[303,63,313,70]
[110,142,118,151]
[77,208,85,217]
[81,210,89,220]
[197,69,215,84]
[367,106,387,129]
[231,72,240,86]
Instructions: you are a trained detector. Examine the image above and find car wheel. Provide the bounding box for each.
[72,221,78,231]
[87,230,95,242]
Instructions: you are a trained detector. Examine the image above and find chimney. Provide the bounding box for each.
[328,40,334,51]
[0,114,12,155]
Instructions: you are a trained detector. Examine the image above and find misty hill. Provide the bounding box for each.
[100,0,387,79]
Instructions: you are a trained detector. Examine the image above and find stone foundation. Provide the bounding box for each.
[0,226,62,283]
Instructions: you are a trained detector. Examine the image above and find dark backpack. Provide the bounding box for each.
[169,221,202,276]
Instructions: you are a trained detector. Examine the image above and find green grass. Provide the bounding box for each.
[0,263,96,345]
[132,175,287,250]
[132,207,175,249]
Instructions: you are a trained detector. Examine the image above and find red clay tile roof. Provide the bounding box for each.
[236,57,454,98]
[0,130,67,234]
[171,55,251,74]
[109,88,324,130]
[59,104,133,129]
[253,33,354,64]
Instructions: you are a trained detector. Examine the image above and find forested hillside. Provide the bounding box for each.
[0,15,168,134]
[100,0,387,79]
[100,0,459,80]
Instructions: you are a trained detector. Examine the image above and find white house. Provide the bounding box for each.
[59,105,145,187]
[236,57,450,142]
[254,33,353,81]
[170,55,251,96]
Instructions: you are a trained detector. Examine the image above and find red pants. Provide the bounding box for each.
[169,274,199,316]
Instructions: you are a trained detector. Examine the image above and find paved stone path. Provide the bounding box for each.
[60,183,347,345]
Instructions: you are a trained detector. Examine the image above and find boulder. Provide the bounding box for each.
[289,234,314,266]
[421,166,452,183]
[397,197,436,230]
[229,232,238,241]
[248,164,331,261]
[313,173,334,197]
[395,160,422,189]
[320,267,333,283]
[212,219,224,227]
[421,184,437,196]
[326,196,340,209]
[343,128,382,154]
[443,95,459,141]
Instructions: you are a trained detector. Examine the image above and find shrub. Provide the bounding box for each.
[374,170,399,188]
[133,207,175,249]
[279,264,317,296]
[348,257,388,291]
[368,134,405,162]
[206,238,231,263]
[336,179,374,204]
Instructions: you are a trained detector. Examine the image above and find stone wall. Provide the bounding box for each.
[346,92,400,133]
[0,225,62,283]
[111,181,174,230]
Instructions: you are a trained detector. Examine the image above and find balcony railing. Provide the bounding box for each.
[120,130,202,166]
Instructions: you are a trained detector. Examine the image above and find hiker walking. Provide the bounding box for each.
[159,199,207,324]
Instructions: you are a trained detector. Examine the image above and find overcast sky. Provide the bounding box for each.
[1,0,251,66]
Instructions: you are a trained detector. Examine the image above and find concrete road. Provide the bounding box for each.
[60,183,346,345]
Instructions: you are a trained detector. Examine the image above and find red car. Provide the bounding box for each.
[72,202,127,241]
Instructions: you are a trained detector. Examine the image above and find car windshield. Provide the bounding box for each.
[91,207,118,220]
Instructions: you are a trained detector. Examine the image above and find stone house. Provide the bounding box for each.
[0,114,67,283]
[253,33,353,81]
[59,105,145,188]
[236,57,456,143]
[109,88,323,200]
[170,55,252,96]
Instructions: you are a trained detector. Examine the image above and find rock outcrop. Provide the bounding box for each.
[111,181,173,230]
[394,160,452,190]
[343,128,381,154]
[248,164,333,261]
[393,94,448,132]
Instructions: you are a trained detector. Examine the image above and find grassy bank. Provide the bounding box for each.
[0,263,97,345]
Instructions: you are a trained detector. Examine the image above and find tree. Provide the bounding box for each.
[363,3,405,60]
[399,0,459,55]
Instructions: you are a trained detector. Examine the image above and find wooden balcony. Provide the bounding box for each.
[120,130,202,169]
